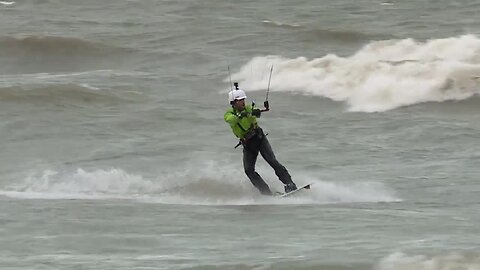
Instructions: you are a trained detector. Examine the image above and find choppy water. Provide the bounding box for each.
[1,0,480,269]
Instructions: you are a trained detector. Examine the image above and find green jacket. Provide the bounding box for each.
[224,104,259,139]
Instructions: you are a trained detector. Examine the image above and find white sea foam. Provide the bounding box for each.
[0,165,400,205]
[0,1,15,6]
[230,35,480,112]
[376,252,480,270]
[0,169,158,200]
[262,20,301,28]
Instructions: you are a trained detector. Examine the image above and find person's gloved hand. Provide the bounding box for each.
[239,111,249,117]
[251,109,261,117]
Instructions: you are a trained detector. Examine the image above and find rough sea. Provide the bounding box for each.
[1,0,480,269]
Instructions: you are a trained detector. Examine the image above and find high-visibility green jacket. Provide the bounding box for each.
[224,104,259,139]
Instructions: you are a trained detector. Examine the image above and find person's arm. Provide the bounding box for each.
[251,108,261,117]
[224,111,239,127]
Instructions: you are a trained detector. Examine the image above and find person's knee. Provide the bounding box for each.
[244,166,255,176]
[266,158,282,169]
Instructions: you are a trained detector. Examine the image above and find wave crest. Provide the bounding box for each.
[0,35,134,74]
[230,35,480,112]
[0,84,142,106]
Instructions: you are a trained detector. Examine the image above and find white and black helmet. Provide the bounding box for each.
[228,89,247,103]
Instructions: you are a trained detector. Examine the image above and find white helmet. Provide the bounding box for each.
[228,89,247,103]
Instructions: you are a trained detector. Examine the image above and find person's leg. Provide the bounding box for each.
[259,137,296,188]
[243,146,272,195]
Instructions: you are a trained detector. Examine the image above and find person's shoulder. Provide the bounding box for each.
[224,107,235,116]
[245,104,253,111]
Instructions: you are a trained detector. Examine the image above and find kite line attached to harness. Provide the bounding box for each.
[231,65,273,149]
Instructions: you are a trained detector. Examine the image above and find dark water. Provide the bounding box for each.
[1,0,480,269]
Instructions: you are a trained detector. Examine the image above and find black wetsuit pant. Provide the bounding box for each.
[242,130,294,195]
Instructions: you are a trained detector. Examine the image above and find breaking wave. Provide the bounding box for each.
[230,35,480,112]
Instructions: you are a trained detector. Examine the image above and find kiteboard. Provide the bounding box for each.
[278,183,312,198]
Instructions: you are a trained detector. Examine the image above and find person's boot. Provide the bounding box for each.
[284,183,297,193]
